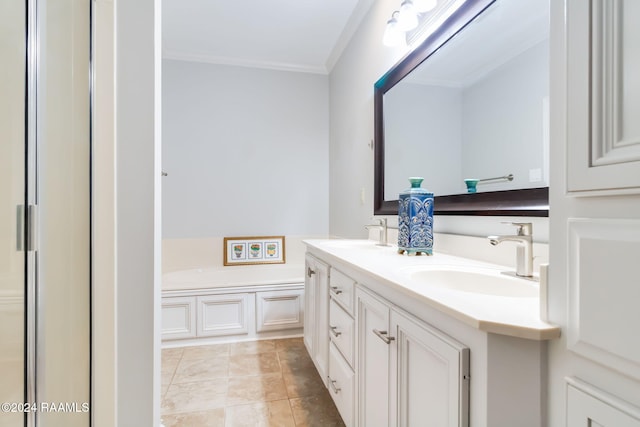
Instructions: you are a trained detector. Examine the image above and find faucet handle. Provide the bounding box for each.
[501,221,532,236]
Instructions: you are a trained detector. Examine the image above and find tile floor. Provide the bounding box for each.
[161,337,346,426]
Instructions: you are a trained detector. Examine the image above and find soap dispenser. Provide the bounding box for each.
[397,177,433,255]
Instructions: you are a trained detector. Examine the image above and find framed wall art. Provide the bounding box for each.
[223,236,285,266]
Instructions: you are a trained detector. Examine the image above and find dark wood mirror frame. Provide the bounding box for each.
[373,0,549,217]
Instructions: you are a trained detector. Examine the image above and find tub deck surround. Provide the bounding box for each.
[162,264,304,291]
[161,264,306,345]
[304,239,560,341]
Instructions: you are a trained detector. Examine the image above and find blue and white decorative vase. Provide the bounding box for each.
[398,177,434,256]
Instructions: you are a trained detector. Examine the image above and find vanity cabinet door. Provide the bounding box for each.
[304,253,330,386]
[356,288,391,427]
[356,286,470,427]
[390,310,470,427]
[567,378,640,427]
[566,0,640,194]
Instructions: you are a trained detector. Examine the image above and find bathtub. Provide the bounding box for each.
[161,264,306,345]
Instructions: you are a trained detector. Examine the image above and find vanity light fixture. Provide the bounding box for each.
[397,0,419,31]
[382,0,439,46]
[382,11,406,47]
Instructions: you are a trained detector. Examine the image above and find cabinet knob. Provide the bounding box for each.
[373,329,395,344]
[330,326,342,337]
[307,267,316,277]
[331,286,343,295]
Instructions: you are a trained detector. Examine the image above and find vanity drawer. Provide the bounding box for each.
[328,342,355,427]
[329,299,355,367]
[330,268,356,315]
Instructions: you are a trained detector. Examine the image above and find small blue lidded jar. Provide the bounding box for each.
[398,177,434,256]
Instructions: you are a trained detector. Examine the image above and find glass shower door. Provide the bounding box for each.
[37,0,91,425]
[0,1,91,426]
[0,1,27,426]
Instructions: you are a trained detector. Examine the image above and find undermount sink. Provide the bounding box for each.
[403,266,538,298]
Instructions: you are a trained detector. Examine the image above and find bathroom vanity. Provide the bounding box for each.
[304,239,559,427]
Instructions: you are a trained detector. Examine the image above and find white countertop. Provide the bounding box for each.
[305,239,560,341]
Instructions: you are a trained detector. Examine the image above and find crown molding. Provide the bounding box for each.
[162,50,328,75]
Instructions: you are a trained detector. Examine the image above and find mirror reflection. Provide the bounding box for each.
[383,0,549,200]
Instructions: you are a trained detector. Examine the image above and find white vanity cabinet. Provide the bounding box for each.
[357,287,469,427]
[304,240,557,427]
[304,253,330,385]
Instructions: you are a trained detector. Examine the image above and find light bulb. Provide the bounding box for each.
[413,0,437,12]
[397,0,418,32]
[382,13,406,47]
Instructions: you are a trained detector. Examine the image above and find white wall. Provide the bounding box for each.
[162,60,329,239]
[329,0,410,239]
[328,1,549,241]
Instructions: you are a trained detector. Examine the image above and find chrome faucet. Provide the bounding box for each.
[488,222,534,278]
[365,218,390,246]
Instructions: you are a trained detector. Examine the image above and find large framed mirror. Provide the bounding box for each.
[374,0,549,216]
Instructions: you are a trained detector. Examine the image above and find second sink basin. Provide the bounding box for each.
[403,266,538,298]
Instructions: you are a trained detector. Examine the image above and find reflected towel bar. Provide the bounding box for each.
[478,174,514,183]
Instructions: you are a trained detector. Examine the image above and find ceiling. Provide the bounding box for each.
[162,0,375,74]
[406,0,549,87]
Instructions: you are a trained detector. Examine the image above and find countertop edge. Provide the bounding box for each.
[304,239,561,342]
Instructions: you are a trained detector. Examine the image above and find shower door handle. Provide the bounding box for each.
[16,205,38,252]
[16,205,24,251]
[17,205,38,252]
